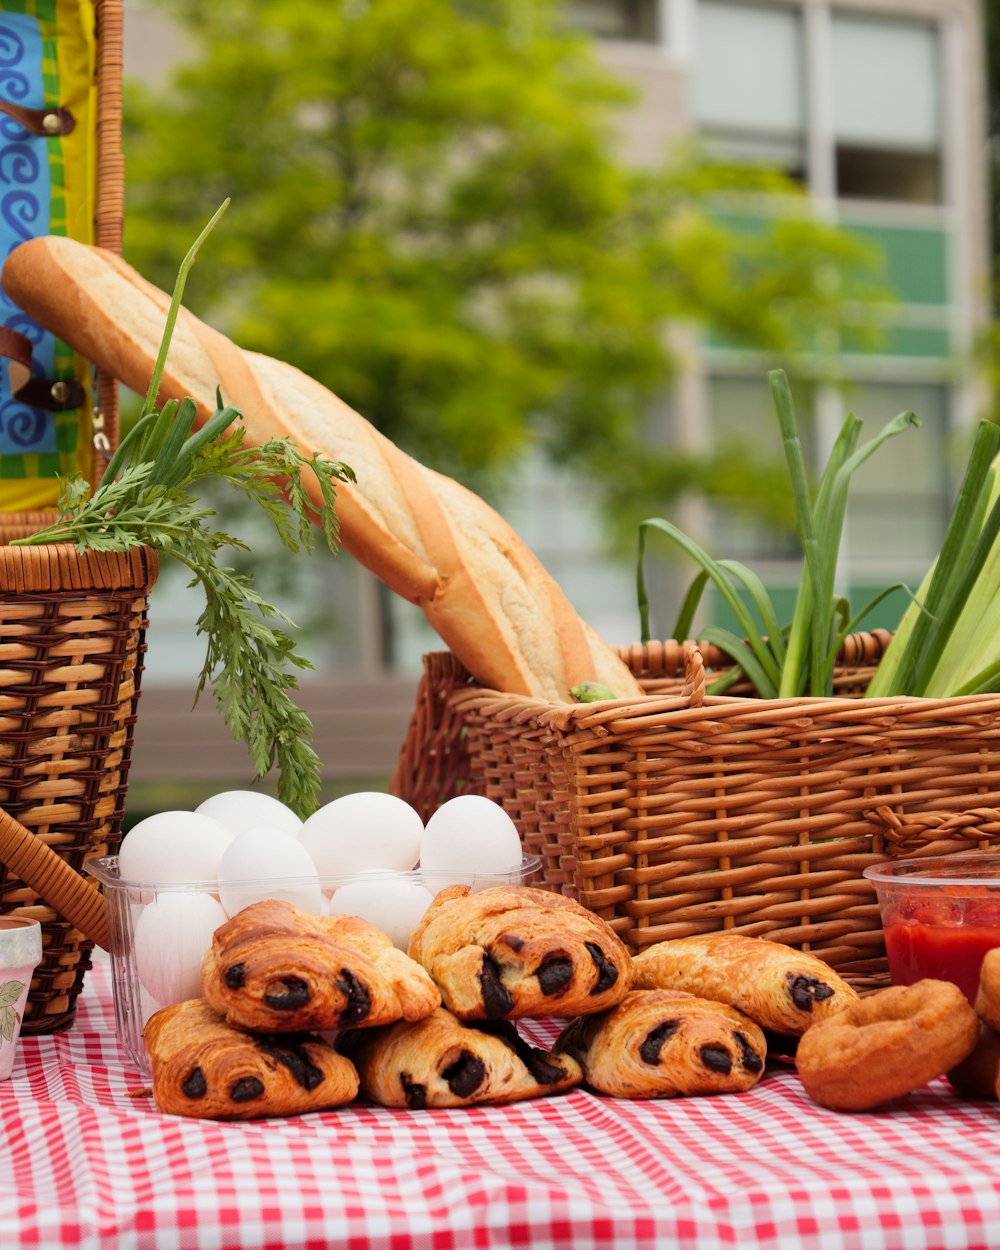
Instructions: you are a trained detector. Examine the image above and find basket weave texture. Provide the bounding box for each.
[392,634,1000,989]
[0,542,157,1032]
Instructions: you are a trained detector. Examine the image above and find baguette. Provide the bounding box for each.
[2,236,643,701]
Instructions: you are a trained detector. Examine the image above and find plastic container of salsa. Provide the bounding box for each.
[864,854,1000,1003]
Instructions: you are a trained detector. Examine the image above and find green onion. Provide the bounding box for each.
[637,369,919,698]
[867,421,1000,697]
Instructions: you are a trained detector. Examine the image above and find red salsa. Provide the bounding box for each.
[883,896,1000,1003]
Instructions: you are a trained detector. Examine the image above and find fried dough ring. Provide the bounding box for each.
[796,979,978,1112]
[947,1022,1000,1101]
[974,946,1000,1032]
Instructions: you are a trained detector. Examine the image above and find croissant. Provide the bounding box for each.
[341,1007,582,1108]
[632,933,857,1036]
[201,898,440,1033]
[407,885,632,1021]
[143,999,359,1120]
[554,989,767,1099]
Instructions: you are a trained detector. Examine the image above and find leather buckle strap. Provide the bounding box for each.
[0,325,86,411]
[0,99,75,137]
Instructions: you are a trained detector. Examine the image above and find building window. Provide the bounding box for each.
[693,0,806,178]
[831,13,942,204]
[565,0,660,42]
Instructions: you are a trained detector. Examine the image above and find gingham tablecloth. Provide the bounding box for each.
[2,962,1000,1250]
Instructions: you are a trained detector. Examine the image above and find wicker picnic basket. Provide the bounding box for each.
[0,0,156,1034]
[391,633,1000,990]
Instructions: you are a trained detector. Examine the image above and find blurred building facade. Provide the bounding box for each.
[128,0,990,680]
[546,0,990,642]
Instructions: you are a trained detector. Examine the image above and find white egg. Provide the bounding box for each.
[298,791,423,877]
[195,789,302,838]
[133,891,228,1005]
[327,874,435,950]
[118,811,234,885]
[419,795,523,882]
[218,825,324,917]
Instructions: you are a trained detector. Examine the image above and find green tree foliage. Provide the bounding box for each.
[124,0,883,532]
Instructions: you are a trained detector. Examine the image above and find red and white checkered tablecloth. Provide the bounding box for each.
[2,960,1000,1250]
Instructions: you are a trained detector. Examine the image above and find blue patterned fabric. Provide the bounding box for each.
[0,11,55,457]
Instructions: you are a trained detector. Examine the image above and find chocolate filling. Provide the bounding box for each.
[535,955,574,996]
[786,973,835,1012]
[498,933,525,953]
[480,954,514,1019]
[482,1020,568,1085]
[223,963,246,990]
[585,942,619,994]
[639,1019,680,1065]
[181,1067,206,1099]
[700,1044,732,1074]
[230,1076,265,1103]
[336,969,372,1025]
[263,976,311,1012]
[401,1073,427,1110]
[255,1035,326,1091]
[733,1031,764,1074]
[442,1050,486,1098]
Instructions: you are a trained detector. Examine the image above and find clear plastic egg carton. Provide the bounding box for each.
[86,854,541,1076]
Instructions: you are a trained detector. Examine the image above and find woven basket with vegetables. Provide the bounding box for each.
[393,373,1000,988]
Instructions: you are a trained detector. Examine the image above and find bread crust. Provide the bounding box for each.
[2,236,643,702]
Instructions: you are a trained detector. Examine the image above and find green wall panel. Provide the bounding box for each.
[843,221,950,306]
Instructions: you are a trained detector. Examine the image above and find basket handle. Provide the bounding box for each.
[867,803,1000,854]
[0,807,110,950]
[0,327,87,411]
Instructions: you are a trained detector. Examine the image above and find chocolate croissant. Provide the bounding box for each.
[554,989,767,1099]
[632,933,857,1036]
[341,1007,582,1108]
[143,999,359,1120]
[201,898,440,1033]
[407,885,632,1021]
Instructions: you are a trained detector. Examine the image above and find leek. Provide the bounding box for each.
[637,369,920,698]
[867,421,1000,697]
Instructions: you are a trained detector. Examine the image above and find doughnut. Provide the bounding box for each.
[974,946,1000,1032]
[796,979,978,1112]
[947,1022,1000,1101]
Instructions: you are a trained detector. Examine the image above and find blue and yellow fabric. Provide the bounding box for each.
[0,0,96,512]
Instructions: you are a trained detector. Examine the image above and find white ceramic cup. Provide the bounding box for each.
[0,917,42,1080]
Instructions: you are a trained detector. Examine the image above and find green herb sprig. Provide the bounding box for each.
[13,201,354,816]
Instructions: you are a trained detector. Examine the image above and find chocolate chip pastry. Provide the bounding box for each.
[201,898,440,1033]
[632,933,857,1036]
[143,999,359,1120]
[553,989,767,1099]
[407,885,632,1021]
[341,1006,582,1108]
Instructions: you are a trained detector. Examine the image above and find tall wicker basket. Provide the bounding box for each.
[392,635,1000,990]
[0,0,151,1034]
[0,544,157,1032]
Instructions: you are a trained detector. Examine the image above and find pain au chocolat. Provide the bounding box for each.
[144,998,359,1120]
[342,1007,581,1108]
[407,885,632,1021]
[201,898,440,1034]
